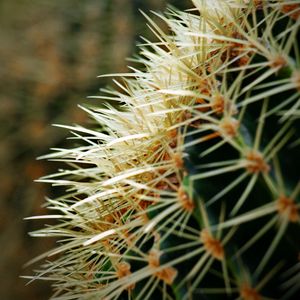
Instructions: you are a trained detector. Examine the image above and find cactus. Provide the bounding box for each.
[28,1,300,299]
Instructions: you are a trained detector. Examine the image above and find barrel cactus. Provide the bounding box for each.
[29,0,300,299]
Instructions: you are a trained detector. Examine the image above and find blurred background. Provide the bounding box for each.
[0,0,190,299]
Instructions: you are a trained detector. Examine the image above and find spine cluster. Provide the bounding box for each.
[29,1,300,299]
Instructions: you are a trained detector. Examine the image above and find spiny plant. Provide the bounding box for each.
[27,0,300,299]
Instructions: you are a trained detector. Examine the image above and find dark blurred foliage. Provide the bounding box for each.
[0,0,190,299]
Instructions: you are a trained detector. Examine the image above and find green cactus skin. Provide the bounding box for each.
[28,1,300,299]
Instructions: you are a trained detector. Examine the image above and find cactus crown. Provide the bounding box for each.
[28,1,300,299]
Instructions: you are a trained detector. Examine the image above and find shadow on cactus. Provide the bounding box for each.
[26,1,300,299]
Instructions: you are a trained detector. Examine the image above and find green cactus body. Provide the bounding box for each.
[29,1,300,299]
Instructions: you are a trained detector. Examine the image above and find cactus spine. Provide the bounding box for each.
[29,1,300,299]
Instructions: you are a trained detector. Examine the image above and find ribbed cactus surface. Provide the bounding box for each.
[30,1,300,299]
